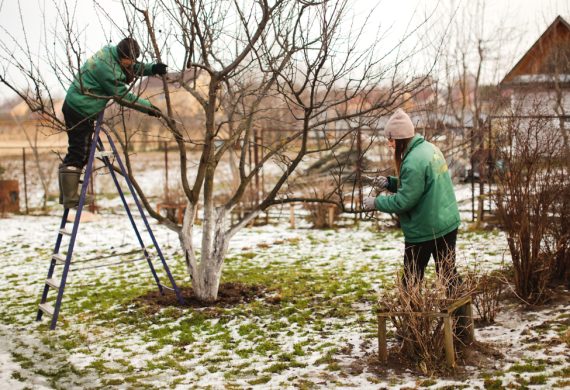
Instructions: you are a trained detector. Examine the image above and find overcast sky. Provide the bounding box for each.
[0,0,568,104]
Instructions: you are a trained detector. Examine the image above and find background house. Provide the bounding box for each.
[500,15,570,150]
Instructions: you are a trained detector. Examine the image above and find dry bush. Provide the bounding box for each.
[545,173,570,288]
[493,114,566,303]
[301,181,340,229]
[303,202,339,229]
[463,269,506,324]
[379,264,472,375]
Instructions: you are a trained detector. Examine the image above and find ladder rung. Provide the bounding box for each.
[95,151,115,158]
[52,254,70,264]
[45,278,60,290]
[59,228,72,236]
[38,303,54,316]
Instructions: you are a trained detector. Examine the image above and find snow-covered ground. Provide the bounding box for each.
[0,177,569,388]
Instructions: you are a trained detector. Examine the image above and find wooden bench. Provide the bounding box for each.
[377,295,475,368]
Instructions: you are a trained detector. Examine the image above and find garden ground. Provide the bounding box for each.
[1,200,569,389]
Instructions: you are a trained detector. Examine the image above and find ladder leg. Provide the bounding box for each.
[37,208,70,321]
[49,111,105,330]
[103,131,184,304]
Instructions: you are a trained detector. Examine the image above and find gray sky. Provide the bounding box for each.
[0,0,569,103]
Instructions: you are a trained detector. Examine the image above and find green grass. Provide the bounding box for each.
[483,378,504,389]
[508,362,546,373]
[528,375,547,385]
[248,375,272,385]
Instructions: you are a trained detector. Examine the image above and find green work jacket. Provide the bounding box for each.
[64,45,155,117]
[374,134,460,243]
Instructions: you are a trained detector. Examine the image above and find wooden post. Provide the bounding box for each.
[164,141,169,202]
[260,129,265,200]
[177,204,184,225]
[327,205,335,228]
[443,314,456,368]
[465,301,475,343]
[377,315,388,362]
[254,129,260,204]
[88,169,96,213]
[290,204,295,229]
[22,148,28,214]
[356,128,363,221]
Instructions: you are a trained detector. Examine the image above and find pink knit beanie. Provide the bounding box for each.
[384,108,415,139]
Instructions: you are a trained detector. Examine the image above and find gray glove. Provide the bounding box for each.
[372,176,389,189]
[362,196,377,211]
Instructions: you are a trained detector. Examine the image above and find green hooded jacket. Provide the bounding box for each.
[374,134,460,243]
[65,45,155,117]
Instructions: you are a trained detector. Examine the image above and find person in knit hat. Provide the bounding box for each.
[59,38,168,209]
[363,108,461,293]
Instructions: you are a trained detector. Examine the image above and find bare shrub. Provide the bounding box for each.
[300,180,340,228]
[304,202,339,229]
[493,113,565,303]
[545,173,570,288]
[463,269,506,324]
[379,264,471,374]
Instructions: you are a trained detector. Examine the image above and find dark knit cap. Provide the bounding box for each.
[117,38,141,59]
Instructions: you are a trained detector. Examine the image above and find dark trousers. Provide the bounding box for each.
[62,101,95,169]
[402,228,460,293]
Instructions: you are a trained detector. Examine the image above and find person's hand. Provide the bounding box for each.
[148,105,162,117]
[372,176,389,189]
[152,62,168,75]
[362,196,377,211]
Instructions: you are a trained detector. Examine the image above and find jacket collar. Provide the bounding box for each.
[108,45,120,64]
[403,134,424,158]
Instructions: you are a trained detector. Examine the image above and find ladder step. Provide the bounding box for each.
[45,278,61,290]
[95,151,115,158]
[52,254,70,264]
[38,303,54,316]
[59,228,72,236]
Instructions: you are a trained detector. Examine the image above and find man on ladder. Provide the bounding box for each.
[38,38,183,330]
[59,37,167,208]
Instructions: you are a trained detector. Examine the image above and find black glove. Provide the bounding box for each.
[148,105,162,117]
[152,62,168,75]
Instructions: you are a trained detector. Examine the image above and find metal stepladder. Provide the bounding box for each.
[37,110,184,330]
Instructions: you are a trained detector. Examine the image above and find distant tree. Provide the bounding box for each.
[425,0,517,223]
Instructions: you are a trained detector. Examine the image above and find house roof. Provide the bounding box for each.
[501,15,570,85]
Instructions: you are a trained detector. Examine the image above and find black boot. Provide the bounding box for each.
[58,165,93,209]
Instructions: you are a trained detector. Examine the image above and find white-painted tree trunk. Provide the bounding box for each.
[179,202,238,302]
